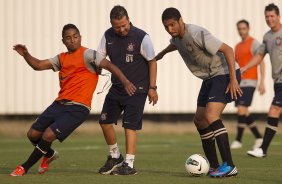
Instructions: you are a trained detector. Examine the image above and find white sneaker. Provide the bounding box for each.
[231,140,242,149]
[253,138,263,150]
[247,148,266,158]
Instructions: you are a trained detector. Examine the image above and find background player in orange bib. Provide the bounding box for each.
[231,19,265,150]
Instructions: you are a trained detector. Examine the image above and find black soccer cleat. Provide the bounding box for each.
[99,154,124,175]
[110,162,137,175]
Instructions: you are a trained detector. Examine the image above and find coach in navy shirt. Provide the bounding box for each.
[96,5,158,175]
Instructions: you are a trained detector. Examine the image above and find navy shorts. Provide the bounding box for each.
[99,90,147,130]
[235,87,255,107]
[272,83,282,107]
[31,101,89,142]
[197,70,241,107]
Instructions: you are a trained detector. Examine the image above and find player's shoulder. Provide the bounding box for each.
[263,30,272,41]
[188,24,208,33]
[130,24,148,38]
[188,24,209,39]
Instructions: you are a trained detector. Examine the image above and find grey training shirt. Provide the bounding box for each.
[170,24,239,80]
[257,27,282,83]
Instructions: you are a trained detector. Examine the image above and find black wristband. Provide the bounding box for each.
[149,86,157,90]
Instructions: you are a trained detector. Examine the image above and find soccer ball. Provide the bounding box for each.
[185,154,210,177]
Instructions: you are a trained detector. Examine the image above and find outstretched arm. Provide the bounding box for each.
[241,54,264,74]
[155,44,177,61]
[99,59,136,96]
[13,44,53,71]
[219,43,242,100]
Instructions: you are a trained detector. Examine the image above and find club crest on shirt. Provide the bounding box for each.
[127,42,135,52]
[186,42,194,52]
[275,36,282,46]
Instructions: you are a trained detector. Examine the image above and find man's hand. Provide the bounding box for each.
[240,67,247,74]
[258,82,266,95]
[225,79,243,100]
[148,89,158,106]
[13,44,28,56]
[122,80,136,96]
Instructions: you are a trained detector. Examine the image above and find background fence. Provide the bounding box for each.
[1,0,281,114]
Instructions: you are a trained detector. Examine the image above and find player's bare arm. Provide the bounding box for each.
[155,44,177,61]
[148,59,158,106]
[99,59,136,96]
[13,44,53,71]
[258,60,266,95]
[241,53,264,74]
[219,43,242,100]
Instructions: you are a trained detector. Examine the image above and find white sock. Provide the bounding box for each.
[109,143,120,159]
[125,154,135,168]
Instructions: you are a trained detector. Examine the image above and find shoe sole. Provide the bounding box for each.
[210,167,238,178]
[10,174,24,177]
[247,152,266,158]
[99,162,123,175]
[111,171,138,176]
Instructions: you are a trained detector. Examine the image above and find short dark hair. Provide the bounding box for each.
[162,7,181,21]
[237,19,249,28]
[110,5,129,20]
[62,24,80,38]
[265,3,280,15]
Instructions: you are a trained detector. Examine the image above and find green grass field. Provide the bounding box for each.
[0,132,281,184]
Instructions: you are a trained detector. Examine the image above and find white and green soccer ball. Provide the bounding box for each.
[185,154,210,177]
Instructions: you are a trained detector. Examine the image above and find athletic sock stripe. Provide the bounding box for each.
[214,131,228,137]
[36,145,47,154]
[200,131,214,138]
[213,128,227,137]
[213,128,226,134]
[266,124,278,131]
[201,134,214,140]
[248,122,257,128]
[237,123,246,128]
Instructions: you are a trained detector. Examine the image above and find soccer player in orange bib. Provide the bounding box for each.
[230,19,265,150]
[10,24,136,176]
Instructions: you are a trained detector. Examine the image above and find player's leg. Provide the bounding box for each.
[111,93,146,175]
[37,103,89,173]
[20,128,57,174]
[125,128,137,167]
[205,102,234,165]
[243,87,262,148]
[247,105,281,157]
[194,106,219,170]
[206,102,238,177]
[231,105,248,149]
[261,105,281,153]
[247,83,282,157]
[10,102,58,176]
[98,93,123,175]
[195,79,220,172]
[207,71,240,178]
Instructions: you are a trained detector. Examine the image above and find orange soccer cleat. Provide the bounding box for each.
[38,151,59,174]
[10,166,26,176]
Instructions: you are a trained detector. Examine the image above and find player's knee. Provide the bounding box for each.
[204,113,219,124]
[27,129,37,140]
[193,117,207,129]
[268,105,281,117]
[42,128,56,142]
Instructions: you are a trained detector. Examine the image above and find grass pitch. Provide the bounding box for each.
[0,129,282,184]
